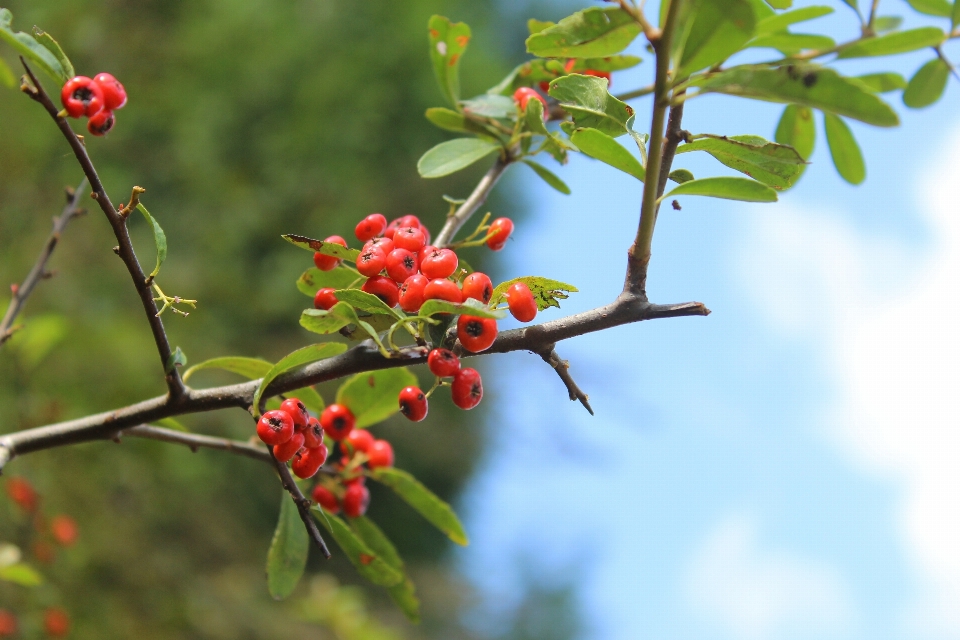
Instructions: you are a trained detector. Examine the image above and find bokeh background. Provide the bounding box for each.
[2,0,959,638]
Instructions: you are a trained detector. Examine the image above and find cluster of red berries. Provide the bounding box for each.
[310,425,394,518]
[0,607,69,638]
[60,73,127,136]
[256,398,329,478]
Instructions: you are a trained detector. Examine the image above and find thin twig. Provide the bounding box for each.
[537,346,593,415]
[0,179,88,346]
[122,424,274,463]
[270,450,331,559]
[20,60,186,399]
[434,156,512,247]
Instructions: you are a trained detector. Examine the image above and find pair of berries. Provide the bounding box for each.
[256,398,328,479]
[60,73,127,136]
[313,481,370,518]
[427,348,483,410]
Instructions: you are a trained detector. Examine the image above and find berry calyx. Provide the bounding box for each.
[302,417,325,449]
[50,515,78,547]
[420,248,459,279]
[361,275,400,308]
[424,278,463,303]
[452,367,483,410]
[367,439,394,469]
[61,76,104,118]
[43,608,70,638]
[393,226,426,252]
[506,281,538,322]
[399,274,428,312]
[256,410,294,446]
[512,86,548,114]
[356,245,386,276]
[291,444,327,479]
[346,428,375,453]
[355,213,387,242]
[86,109,116,136]
[314,287,338,310]
[314,236,347,271]
[398,386,428,422]
[428,348,460,377]
[312,485,340,513]
[273,431,305,463]
[280,398,309,430]
[461,272,493,304]
[457,315,498,352]
[486,217,514,251]
[385,248,419,283]
[320,404,356,441]
[93,72,128,109]
[342,482,370,518]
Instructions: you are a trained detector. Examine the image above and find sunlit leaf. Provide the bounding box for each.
[521,159,571,194]
[676,134,805,189]
[526,7,641,58]
[837,27,944,58]
[0,9,66,83]
[370,468,468,546]
[336,368,418,428]
[300,302,358,335]
[823,113,865,185]
[904,0,952,17]
[755,6,833,35]
[775,104,815,161]
[32,27,74,80]
[0,563,42,587]
[854,72,907,93]
[296,267,360,298]
[182,356,272,382]
[428,15,471,108]
[425,107,488,134]
[136,203,167,280]
[283,235,360,261]
[749,32,835,54]
[254,342,348,412]
[548,74,633,137]
[333,289,404,319]
[902,58,950,108]
[662,176,778,202]
[461,94,516,119]
[266,494,308,600]
[669,169,695,183]
[417,297,507,319]
[417,138,501,178]
[677,0,758,78]
[569,127,645,182]
[489,276,579,311]
[873,16,904,32]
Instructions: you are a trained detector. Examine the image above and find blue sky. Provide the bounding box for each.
[458,3,960,638]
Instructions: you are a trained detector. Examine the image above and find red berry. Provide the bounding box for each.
[428,348,460,377]
[397,214,421,228]
[356,245,386,276]
[394,226,425,252]
[355,213,387,242]
[93,72,127,109]
[486,218,514,251]
[0,609,16,637]
[273,431,305,463]
[420,248,459,279]
[512,87,548,114]
[256,410,294,446]
[367,439,394,469]
[302,416,325,448]
[506,282,538,322]
[320,404,355,441]
[424,278,463,304]
[280,398,309,430]
[314,287,338,310]
[363,236,394,255]
[538,80,552,92]
[418,244,437,262]
[87,109,116,136]
[457,315,498,352]
[564,59,577,73]
[342,483,370,518]
[385,248,419,283]
[291,444,327,479]
[5,477,38,512]
[361,275,400,308]
[60,76,104,118]
[452,367,483,410]
[346,428,375,454]
[43,608,70,638]
[398,386,428,422]
[399,274,429,313]
[384,218,403,239]
[313,235,347,271]
[420,224,432,246]
[584,69,612,86]
[312,485,340,513]
[461,272,494,304]
[50,516,78,547]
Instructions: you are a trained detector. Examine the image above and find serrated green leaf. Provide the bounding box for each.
[333,289,403,319]
[686,64,899,127]
[677,134,805,189]
[526,7,640,58]
[489,276,579,311]
[336,368,418,428]
[300,303,358,335]
[254,342,348,412]
[678,0,758,78]
[548,74,633,137]
[283,234,360,262]
[370,468,468,546]
[670,169,696,183]
[0,563,42,587]
[824,113,865,185]
[425,107,488,134]
[905,0,952,16]
[775,104,815,161]
[755,6,833,35]
[417,138,501,179]
[296,267,360,298]
[750,32,835,54]
[418,297,507,320]
[0,9,66,83]
[662,176,779,202]
[428,16,471,108]
[903,58,950,108]
[837,27,944,58]
[165,347,187,374]
[854,72,907,92]
[520,160,571,195]
[314,510,404,587]
[267,494,309,600]
[136,203,167,280]
[0,55,16,88]
[182,356,272,382]
[874,16,904,32]
[32,28,73,80]
[570,127,645,182]
[349,517,421,622]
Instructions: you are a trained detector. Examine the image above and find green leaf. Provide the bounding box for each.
[766,0,793,8]
[678,0,758,78]
[300,303,358,335]
[489,276,579,311]
[775,104,815,161]
[282,234,360,262]
[823,113,866,185]
[686,64,899,127]
[954,0,960,29]
[523,98,549,135]
[874,16,904,32]
[417,138,501,179]
[662,177,779,202]
[904,0,952,16]
[521,160,571,195]
[461,94,516,119]
[370,468,468,546]
[0,57,14,88]
[266,495,309,600]
[669,169,695,183]
[333,289,403,319]
[425,107,487,134]
[135,203,167,280]
[854,72,907,93]
[165,347,187,374]
[350,517,420,622]
[903,58,950,108]
[336,368,418,428]
[528,19,555,35]
[837,27,944,58]
[749,32,836,54]
[0,9,66,83]
[565,55,642,73]
[32,28,74,80]
[569,127,645,182]
[155,417,189,432]
[526,7,641,58]
[183,356,272,382]
[418,297,507,320]
[755,6,833,35]
[296,267,360,298]
[314,510,404,587]
[676,134,805,189]
[839,0,859,12]
[388,578,421,623]
[548,74,633,137]
[0,562,42,587]
[254,342,348,412]
[428,16,471,108]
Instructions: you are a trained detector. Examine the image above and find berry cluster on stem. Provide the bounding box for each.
[60,73,127,136]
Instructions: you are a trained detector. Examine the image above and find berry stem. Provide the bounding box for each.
[434,157,512,247]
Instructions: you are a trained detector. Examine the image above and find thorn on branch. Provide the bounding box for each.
[538,347,594,415]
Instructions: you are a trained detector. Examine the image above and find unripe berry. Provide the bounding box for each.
[87,109,116,136]
[424,278,463,304]
[50,515,78,547]
[356,245,386,276]
[385,248,419,283]
[303,417,325,448]
[61,76,104,118]
[313,236,347,271]
[280,398,309,431]
[273,431,305,463]
[93,72,128,109]
[506,282,538,322]
[43,608,70,638]
[420,248,459,279]
[314,287,338,310]
[486,218,514,251]
[342,482,370,518]
[312,485,340,513]
[367,439,394,469]
[0,609,16,637]
[355,213,387,242]
[461,272,493,304]
[363,236,394,255]
[346,428,375,454]
[457,315,498,352]
[291,444,327,479]
[320,404,355,441]
[427,348,460,377]
[256,410,294,446]
[452,367,483,410]
[399,274,428,312]
[398,386,428,422]
[361,275,400,308]
[394,226,425,252]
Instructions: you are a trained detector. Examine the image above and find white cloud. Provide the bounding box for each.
[687,516,853,640]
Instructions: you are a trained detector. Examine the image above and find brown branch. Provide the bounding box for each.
[434,156,512,247]
[656,102,687,201]
[537,346,593,415]
[1,179,88,346]
[270,449,331,559]
[20,60,186,399]
[122,424,274,463]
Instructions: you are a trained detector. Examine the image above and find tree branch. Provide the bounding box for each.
[1,179,88,346]
[537,346,593,415]
[434,156,512,247]
[20,60,186,399]
[121,424,274,463]
[270,450,331,559]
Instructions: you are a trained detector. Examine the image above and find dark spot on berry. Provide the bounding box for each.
[72,86,94,103]
[403,255,415,269]
[465,320,484,337]
[470,382,481,397]
[482,284,492,302]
